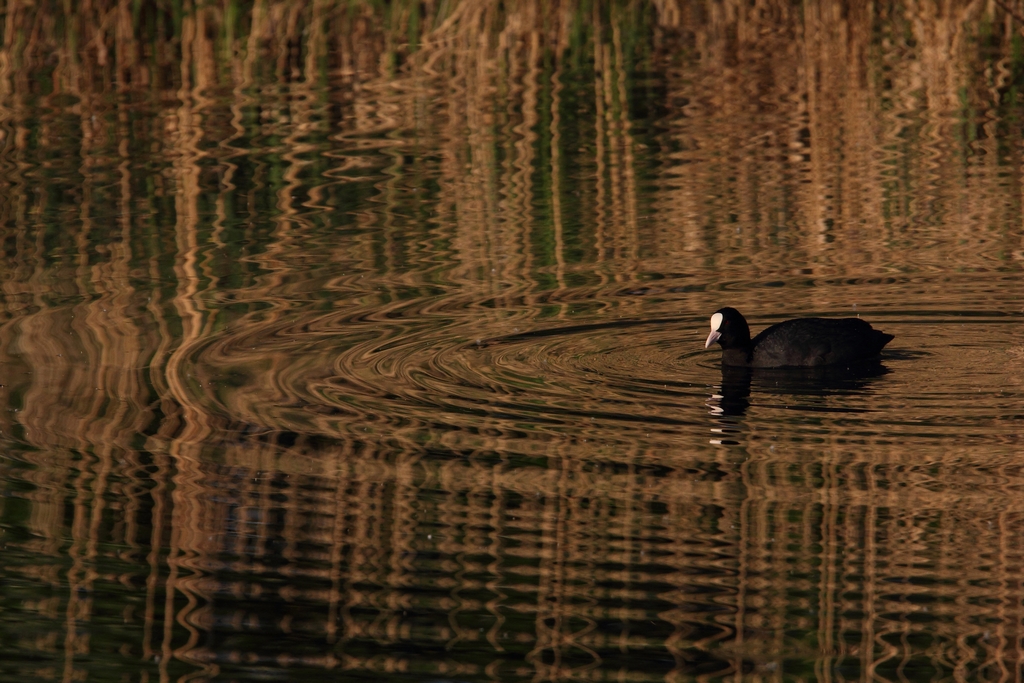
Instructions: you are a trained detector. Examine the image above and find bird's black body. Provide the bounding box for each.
[705,307,894,368]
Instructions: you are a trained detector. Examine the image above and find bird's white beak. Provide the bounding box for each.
[705,312,724,348]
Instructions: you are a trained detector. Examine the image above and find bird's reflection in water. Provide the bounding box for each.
[707,361,891,443]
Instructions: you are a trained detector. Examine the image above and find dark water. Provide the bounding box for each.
[2,3,1024,682]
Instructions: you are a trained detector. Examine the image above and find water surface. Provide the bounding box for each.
[1,3,1024,682]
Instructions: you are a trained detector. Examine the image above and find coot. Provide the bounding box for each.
[704,307,894,367]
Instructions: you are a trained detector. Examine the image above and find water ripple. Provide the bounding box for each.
[172,277,1024,462]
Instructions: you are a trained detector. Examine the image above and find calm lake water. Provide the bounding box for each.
[2,3,1024,682]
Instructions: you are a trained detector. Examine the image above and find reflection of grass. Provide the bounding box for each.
[4,1,1017,286]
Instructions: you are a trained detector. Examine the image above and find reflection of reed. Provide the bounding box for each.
[190,438,1024,678]
[652,0,1024,301]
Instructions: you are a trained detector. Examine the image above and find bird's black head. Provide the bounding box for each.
[704,307,752,350]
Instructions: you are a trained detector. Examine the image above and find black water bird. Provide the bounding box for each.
[704,307,894,368]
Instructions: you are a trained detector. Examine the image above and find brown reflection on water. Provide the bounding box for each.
[151,441,1024,680]
[653,1,1024,293]
[0,1,1023,682]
